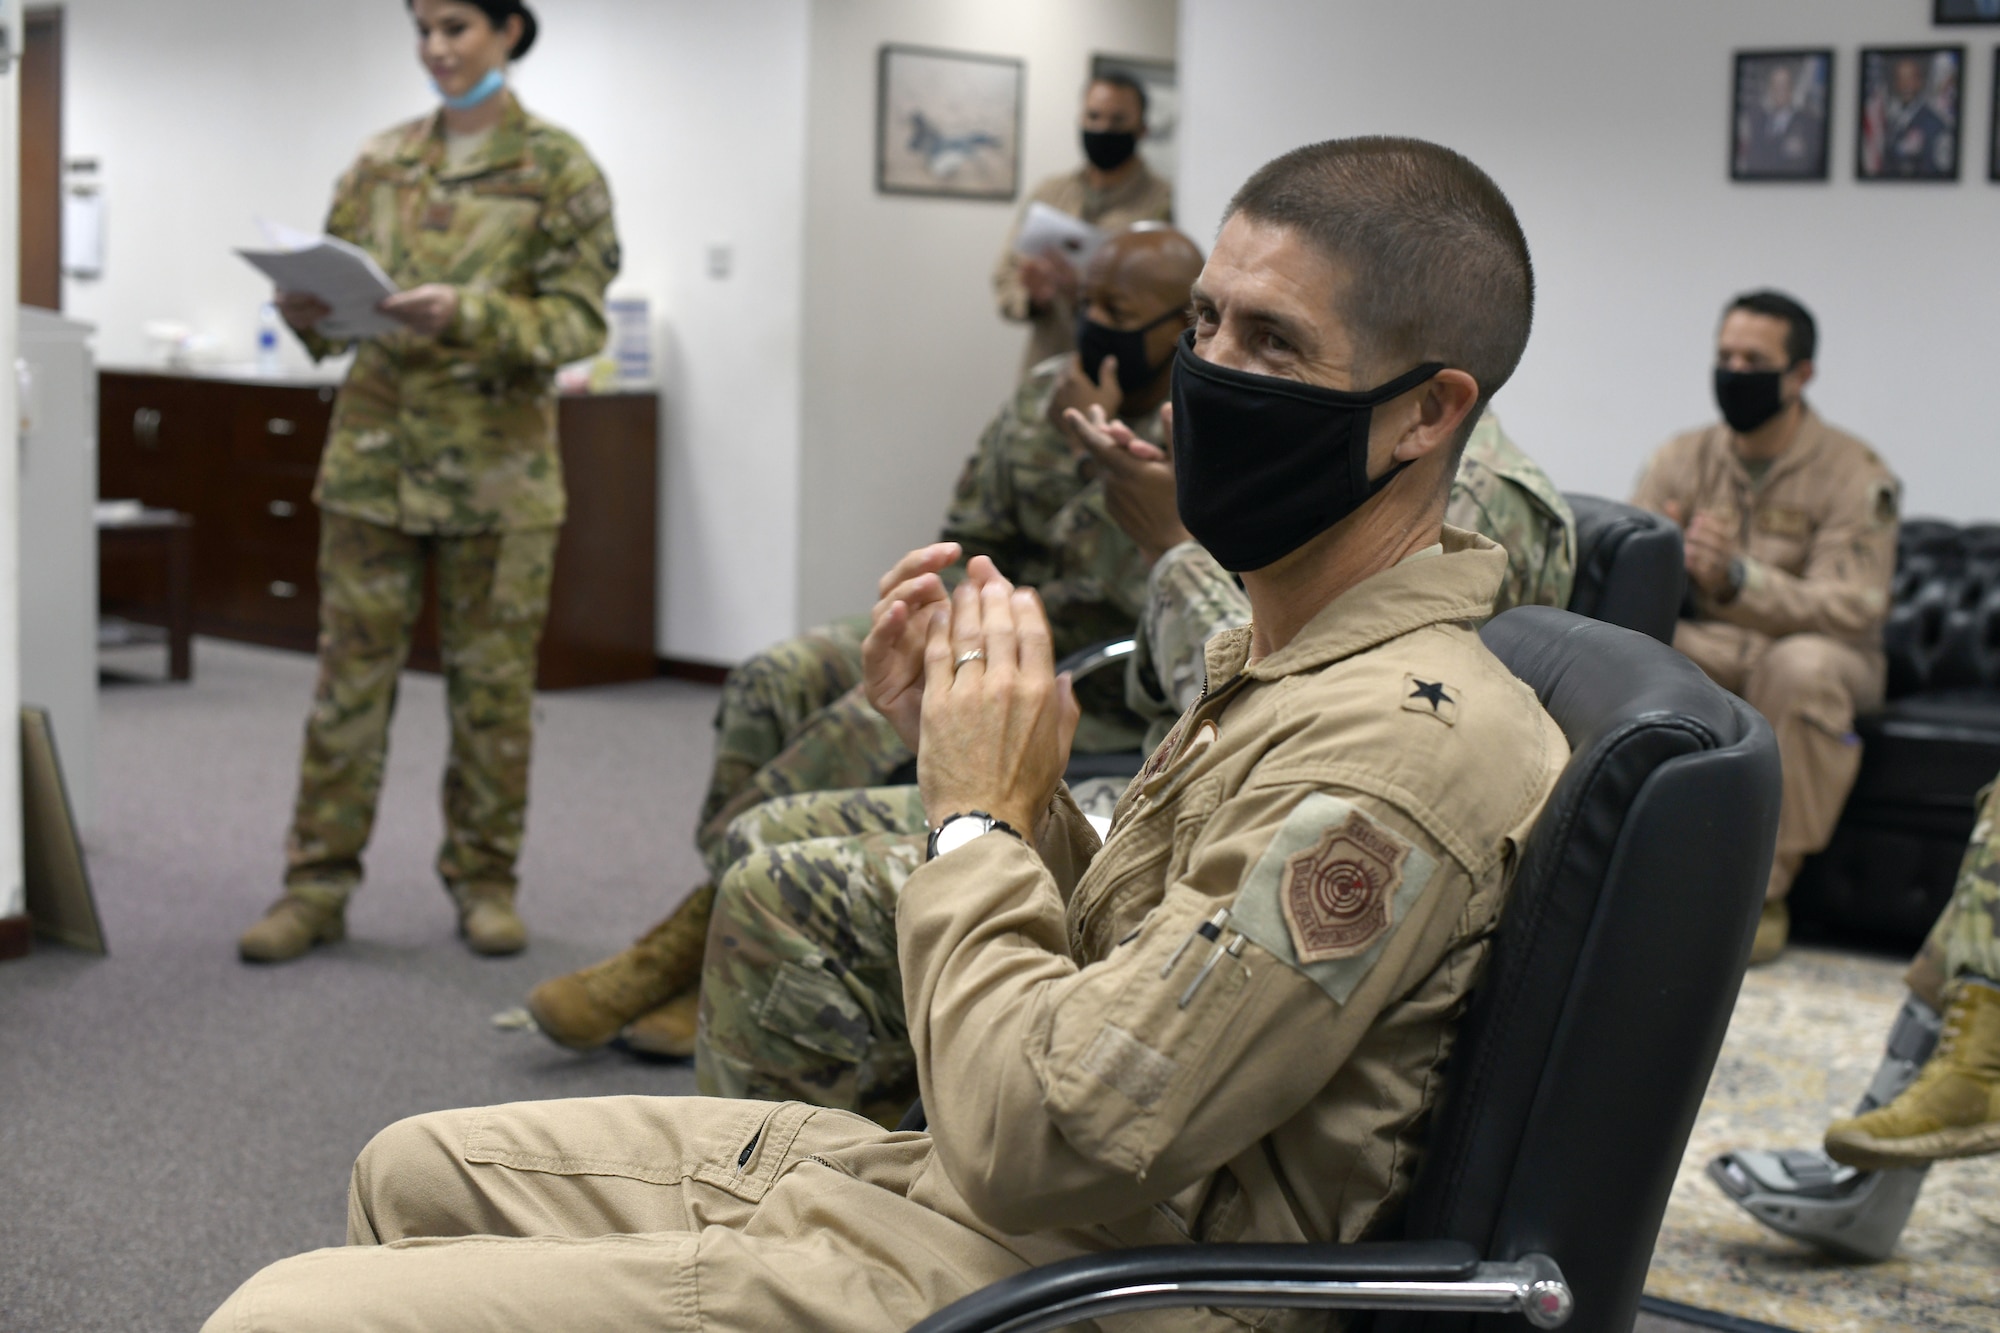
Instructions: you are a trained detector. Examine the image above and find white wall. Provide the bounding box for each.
[59,0,810,663]
[1180,0,2000,521]
[796,0,1177,628]
[0,32,21,920]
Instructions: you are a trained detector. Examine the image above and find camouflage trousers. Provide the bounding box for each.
[285,511,556,904]
[695,614,912,881]
[1907,778,2000,1006]
[694,785,930,1128]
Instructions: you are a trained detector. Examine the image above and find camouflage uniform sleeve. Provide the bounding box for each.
[1127,542,1250,731]
[442,143,619,371]
[291,158,367,363]
[938,409,1033,573]
[1445,462,1576,615]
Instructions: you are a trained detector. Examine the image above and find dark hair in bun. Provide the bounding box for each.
[407,0,538,59]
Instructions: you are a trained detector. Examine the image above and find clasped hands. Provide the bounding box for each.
[862,544,1079,837]
[1663,499,1740,597]
[273,283,460,339]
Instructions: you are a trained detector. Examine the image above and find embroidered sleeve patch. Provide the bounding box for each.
[1280,811,1409,963]
[1226,794,1440,1005]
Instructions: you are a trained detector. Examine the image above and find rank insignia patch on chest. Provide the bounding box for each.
[1279,810,1410,964]
[1402,674,1458,725]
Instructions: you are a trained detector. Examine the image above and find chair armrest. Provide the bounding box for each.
[1054,637,1135,685]
[907,1241,1572,1333]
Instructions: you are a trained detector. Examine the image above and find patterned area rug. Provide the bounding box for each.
[1645,946,2000,1332]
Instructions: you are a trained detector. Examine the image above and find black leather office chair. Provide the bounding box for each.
[906,607,1780,1333]
[1562,493,1683,645]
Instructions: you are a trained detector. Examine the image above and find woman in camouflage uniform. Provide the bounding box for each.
[239,0,619,962]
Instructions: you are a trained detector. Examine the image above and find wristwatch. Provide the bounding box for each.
[1718,556,1747,604]
[925,811,1023,861]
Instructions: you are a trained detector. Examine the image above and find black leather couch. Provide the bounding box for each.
[1791,519,2000,951]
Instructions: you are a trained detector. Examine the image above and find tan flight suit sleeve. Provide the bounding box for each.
[1711,469,1898,640]
[1629,440,1691,523]
[992,202,1036,324]
[899,778,1477,1234]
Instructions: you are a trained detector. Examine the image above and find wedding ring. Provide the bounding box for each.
[954,649,986,672]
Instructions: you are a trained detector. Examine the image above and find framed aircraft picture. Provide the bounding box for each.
[876,44,1024,200]
[1936,0,2000,23]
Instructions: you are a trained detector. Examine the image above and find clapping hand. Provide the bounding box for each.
[1066,402,1190,565]
[916,567,1079,836]
[863,543,966,753]
[1664,500,1739,596]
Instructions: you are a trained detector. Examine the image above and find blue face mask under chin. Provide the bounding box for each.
[436,66,505,111]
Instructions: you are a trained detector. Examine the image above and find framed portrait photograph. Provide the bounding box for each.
[1731,49,1832,181]
[1936,0,2000,23]
[1857,46,1964,181]
[1091,54,1178,180]
[876,44,1023,200]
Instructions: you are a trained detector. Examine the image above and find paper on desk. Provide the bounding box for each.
[236,219,400,340]
[1013,202,1105,272]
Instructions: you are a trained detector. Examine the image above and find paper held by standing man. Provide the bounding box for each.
[236,219,400,340]
[1012,201,1106,273]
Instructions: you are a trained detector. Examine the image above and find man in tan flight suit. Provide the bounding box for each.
[1633,291,1899,964]
[993,71,1173,377]
[204,137,1567,1333]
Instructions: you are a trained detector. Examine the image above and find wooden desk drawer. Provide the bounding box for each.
[221,542,321,638]
[230,384,335,468]
[226,470,319,552]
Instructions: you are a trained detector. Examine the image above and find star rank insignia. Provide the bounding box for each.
[1401,674,1458,725]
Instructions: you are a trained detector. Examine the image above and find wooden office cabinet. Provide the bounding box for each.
[99,369,658,689]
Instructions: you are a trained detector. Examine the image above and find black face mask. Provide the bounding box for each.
[1076,307,1184,399]
[1081,129,1138,171]
[1170,331,1444,572]
[1714,367,1789,434]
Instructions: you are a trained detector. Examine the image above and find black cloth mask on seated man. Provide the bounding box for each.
[1713,366,1789,435]
[1170,330,1443,573]
[1075,307,1186,399]
[1081,129,1139,172]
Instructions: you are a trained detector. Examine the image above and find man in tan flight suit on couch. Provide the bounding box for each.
[203,136,1567,1333]
[1633,291,1899,964]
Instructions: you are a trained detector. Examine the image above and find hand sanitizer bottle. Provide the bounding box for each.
[257,302,283,376]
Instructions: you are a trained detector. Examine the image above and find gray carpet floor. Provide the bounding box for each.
[0,637,1726,1333]
[1,638,710,1330]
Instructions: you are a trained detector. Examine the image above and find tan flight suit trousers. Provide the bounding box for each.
[202,1098,1028,1332]
[1673,620,1884,900]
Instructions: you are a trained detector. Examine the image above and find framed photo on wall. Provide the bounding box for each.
[1730,49,1832,181]
[1857,46,1963,180]
[1936,0,2000,23]
[876,44,1023,200]
[1090,54,1177,180]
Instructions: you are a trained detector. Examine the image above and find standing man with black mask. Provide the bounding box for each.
[1633,291,1900,964]
[992,72,1172,379]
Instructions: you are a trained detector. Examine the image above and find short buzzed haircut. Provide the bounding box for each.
[1089,71,1148,120]
[1725,290,1816,365]
[1224,137,1534,420]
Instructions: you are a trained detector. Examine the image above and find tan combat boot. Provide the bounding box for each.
[454,884,527,956]
[1748,899,1788,966]
[617,990,701,1059]
[238,891,346,963]
[1825,978,2000,1169]
[525,883,716,1050]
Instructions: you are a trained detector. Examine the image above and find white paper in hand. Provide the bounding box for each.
[1013,202,1105,273]
[237,219,401,340]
